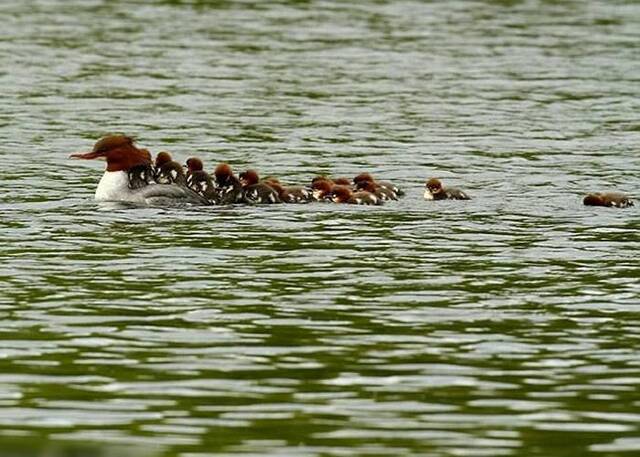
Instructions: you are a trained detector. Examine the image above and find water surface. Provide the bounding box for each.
[1,1,640,456]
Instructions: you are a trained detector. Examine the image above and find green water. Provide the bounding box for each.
[1,1,640,456]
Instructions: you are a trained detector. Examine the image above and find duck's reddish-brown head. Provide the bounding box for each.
[331,185,352,203]
[311,179,333,192]
[155,151,173,167]
[214,162,236,186]
[353,172,374,185]
[186,157,204,172]
[311,179,333,200]
[239,169,259,186]
[426,178,443,193]
[70,135,150,172]
[215,163,232,179]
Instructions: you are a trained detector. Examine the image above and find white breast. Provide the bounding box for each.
[95,171,132,201]
[93,170,207,206]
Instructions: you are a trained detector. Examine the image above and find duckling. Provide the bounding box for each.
[331,185,382,205]
[424,178,470,200]
[185,157,217,203]
[355,179,398,201]
[265,180,314,203]
[213,163,243,205]
[310,178,335,202]
[238,169,281,204]
[154,151,186,186]
[583,192,633,208]
[353,172,404,196]
[127,148,154,190]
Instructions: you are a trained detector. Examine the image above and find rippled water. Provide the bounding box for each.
[2,1,640,456]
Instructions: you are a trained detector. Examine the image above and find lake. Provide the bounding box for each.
[1,1,639,456]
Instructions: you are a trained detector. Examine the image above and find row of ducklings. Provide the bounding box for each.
[132,150,414,205]
[135,151,633,208]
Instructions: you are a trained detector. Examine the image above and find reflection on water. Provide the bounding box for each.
[1,1,640,456]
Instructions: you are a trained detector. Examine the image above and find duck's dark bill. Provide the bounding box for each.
[70,151,105,160]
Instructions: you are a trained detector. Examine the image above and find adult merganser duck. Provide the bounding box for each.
[214,163,243,205]
[424,178,470,201]
[353,172,404,196]
[155,151,187,186]
[331,185,382,205]
[185,157,217,202]
[70,135,209,206]
[238,169,281,204]
[583,192,634,208]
